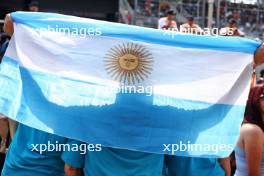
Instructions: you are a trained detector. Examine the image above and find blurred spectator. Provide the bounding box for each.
[220,19,244,36]
[159,1,171,17]
[144,0,153,16]
[28,1,39,12]
[180,16,203,34]
[158,9,177,30]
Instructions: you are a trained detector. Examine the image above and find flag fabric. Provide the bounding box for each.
[0,11,260,157]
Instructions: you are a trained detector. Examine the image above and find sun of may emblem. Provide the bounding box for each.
[104,43,153,85]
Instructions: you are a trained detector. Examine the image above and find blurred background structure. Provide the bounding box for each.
[120,0,264,40]
[0,0,119,32]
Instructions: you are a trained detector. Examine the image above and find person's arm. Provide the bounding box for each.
[64,164,83,176]
[254,44,264,66]
[0,117,8,153]
[243,124,263,176]
[61,139,85,176]
[8,118,17,139]
[3,14,13,36]
[218,157,231,176]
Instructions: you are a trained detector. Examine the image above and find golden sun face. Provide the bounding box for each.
[118,54,139,71]
[104,43,153,85]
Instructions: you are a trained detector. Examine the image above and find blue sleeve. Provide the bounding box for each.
[61,139,85,168]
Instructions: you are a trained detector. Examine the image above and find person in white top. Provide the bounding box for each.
[158,10,177,30]
[220,19,244,37]
[180,17,203,34]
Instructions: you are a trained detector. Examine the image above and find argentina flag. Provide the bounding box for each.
[0,11,260,157]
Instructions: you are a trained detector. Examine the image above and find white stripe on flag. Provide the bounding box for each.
[5,23,253,106]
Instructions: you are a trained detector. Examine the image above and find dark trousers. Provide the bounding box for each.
[0,153,5,173]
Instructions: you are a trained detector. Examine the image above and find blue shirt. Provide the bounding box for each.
[63,146,164,176]
[2,124,80,176]
[85,147,164,176]
[166,156,225,176]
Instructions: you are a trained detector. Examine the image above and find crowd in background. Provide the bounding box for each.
[125,0,264,40]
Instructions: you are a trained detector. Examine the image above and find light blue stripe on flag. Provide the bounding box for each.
[0,56,247,157]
